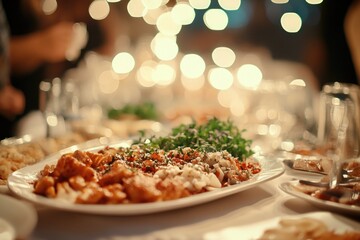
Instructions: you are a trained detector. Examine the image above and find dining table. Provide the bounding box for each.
[3,159,359,240]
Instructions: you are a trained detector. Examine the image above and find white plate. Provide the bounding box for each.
[0,137,125,193]
[7,142,284,216]
[203,211,360,240]
[279,180,360,215]
[0,194,37,239]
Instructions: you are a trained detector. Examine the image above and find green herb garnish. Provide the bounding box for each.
[108,102,158,120]
[134,117,254,161]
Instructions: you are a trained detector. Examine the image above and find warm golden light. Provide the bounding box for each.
[230,95,248,117]
[212,47,236,68]
[141,0,162,9]
[217,89,237,108]
[280,12,302,33]
[89,0,110,20]
[203,9,228,31]
[98,70,119,94]
[237,64,263,89]
[218,0,241,10]
[271,0,289,4]
[171,3,195,25]
[157,12,182,36]
[180,54,206,78]
[151,34,179,61]
[305,0,323,4]
[47,114,58,127]
[136,61,157,87]
[208,67,233,90]
[42,0,57,15]
[290,79,306,87]
[127,0,146,18]
[189,0,211,9]
[112,52,135,74]
[143,8,163,25]
[181,75,205,91]
[152,63,176,86]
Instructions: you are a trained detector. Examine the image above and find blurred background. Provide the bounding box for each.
[1,0,359,154]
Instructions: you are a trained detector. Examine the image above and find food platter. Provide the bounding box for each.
[203,211,360,240]
[7,141,284,215]
[279,180,360,215]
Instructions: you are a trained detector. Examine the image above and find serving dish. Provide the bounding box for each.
[8,141,284,215]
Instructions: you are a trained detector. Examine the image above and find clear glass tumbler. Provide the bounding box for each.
[317,82,360,188]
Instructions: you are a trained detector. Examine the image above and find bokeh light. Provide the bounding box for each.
[181,75,205,91]
[237,64,263,90]
[143,8,164,25]
[127,0,146,18]
[189,0,211,9]
[98,70,119,94]
[218,0,241,10]
[280,12,302,33]
[208,68,233,90]
[151,34,179,61]
[112,52,136,74]
[171,3,196,25]
[289,79,306,87]
[180,54,206,78]
[89,0,110,20]
[203,9,228,31]
[271,0,289,4]
[305,0,323,5]
[217,88,238,108]
[42,0,57,15]
[136,61,157,87]
[157,12,182,36]
[212,47,236,68]
[141,0,162,9]
[230,95,248,117]
[152,63,176,86]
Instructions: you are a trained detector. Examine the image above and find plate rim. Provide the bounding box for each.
[279,180,360,214]
[7,142,285,215]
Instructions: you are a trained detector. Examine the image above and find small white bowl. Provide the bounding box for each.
[0,194,37,239]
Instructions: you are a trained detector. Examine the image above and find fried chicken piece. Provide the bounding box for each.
[98,161,134,186]
[123,174,162,203]
[33,176,55,196]
[54,154,98,181]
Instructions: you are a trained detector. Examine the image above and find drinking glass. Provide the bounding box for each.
[39,78,66,137]
[317,82,360,188]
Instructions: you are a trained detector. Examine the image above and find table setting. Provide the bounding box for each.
[1,1,360,240]
[1,97,360,239]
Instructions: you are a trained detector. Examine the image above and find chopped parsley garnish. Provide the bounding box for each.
[108,102,158,120]
[134,117,254,161]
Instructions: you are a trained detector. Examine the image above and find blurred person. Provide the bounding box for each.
[345,0,360,82]
[0,1,25,138]
[316,0,359,88]
[0,0,120,139]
